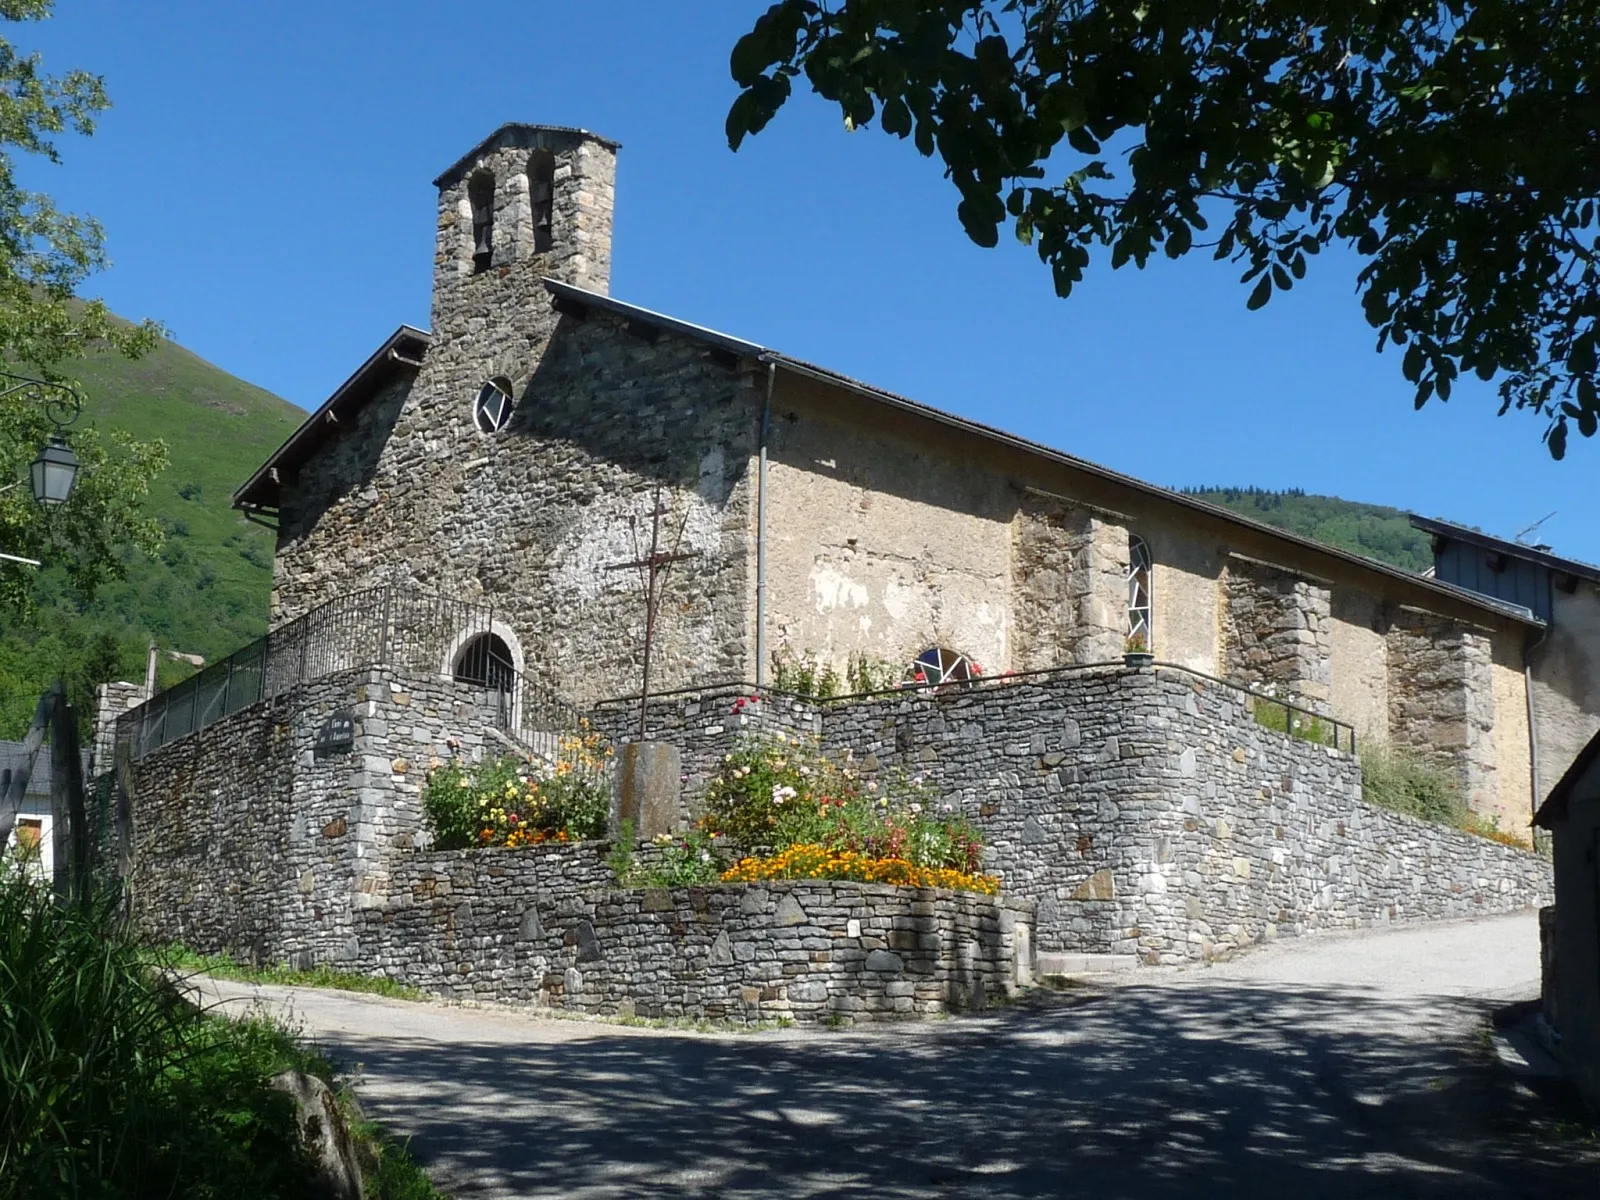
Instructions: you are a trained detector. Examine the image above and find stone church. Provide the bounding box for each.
[232,122,1579,837]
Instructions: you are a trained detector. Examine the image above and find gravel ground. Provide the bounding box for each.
[199,911,1599,1199]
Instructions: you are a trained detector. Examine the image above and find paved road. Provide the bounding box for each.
[203,913,1598,1199]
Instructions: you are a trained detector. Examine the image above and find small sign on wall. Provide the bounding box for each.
[314,708,356,757]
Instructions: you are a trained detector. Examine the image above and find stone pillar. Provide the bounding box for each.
[1220,554,1333,714]
[1011,493,1130,668]
[615,741,682,838]
[1385,606,1496,809]
[91,681,149,778]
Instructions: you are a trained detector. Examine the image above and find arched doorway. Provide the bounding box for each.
[452,632,517,696]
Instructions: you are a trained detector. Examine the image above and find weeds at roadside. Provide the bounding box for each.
[163,944,425,1001]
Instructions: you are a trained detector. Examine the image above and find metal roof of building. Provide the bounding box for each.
[1410,514,1600,586]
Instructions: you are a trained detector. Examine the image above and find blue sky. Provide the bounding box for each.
[19,1,1598,561]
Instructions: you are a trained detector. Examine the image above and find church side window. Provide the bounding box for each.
[909,647,980,686]
[468,169,495,272]
[527,150,555,254]
[473,377,516,433]
[1127,534,1153,649]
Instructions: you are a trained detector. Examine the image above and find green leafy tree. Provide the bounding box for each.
[0,0,165,618]
[727,0,1600,456]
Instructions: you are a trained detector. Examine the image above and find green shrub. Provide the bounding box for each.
[701,737,983,872]
[0,867,314,1200]
[1359,743,1465,825]
[632,830,725,887]
[422,733,612,850]
[0,866,446,1199]
[769,648,903,698]
[1250,695,1338,747]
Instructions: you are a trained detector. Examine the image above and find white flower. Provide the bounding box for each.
[910,802,923,814]
[772,784,798,805]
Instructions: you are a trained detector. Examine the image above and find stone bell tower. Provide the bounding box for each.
[430,123,619,335]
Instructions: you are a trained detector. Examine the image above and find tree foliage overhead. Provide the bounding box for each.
[0,0,165,617]
[727,0,1600,456]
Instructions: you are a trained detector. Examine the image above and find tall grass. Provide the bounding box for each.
[0,866,318,1199]
[1358,743,1465,825]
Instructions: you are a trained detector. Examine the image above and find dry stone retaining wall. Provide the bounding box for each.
[120,660,1549,995]
[626,666,1551,964]
[122,666,508,966]
[353,843,1032,1024]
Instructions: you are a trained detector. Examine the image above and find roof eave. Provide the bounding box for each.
[1410,514,1600,585]
[432,123,623,189]
[233,325,431,510]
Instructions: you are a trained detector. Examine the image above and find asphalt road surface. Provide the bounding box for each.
[202,911,1599,1199]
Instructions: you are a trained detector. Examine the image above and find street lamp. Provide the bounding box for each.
[30,435,78,505]
[1,371,83,506]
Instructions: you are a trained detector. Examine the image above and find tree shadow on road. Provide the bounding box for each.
[322,983,1599,1200]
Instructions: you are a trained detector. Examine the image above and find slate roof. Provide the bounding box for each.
[0,740,91,800]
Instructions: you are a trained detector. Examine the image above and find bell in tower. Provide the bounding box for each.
[468,170,495,272]
[529,149,555,254]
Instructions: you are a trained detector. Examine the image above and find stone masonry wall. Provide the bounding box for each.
[623,667,1551,963]
[1220,554,1334,714]
[1386,606,1498,812]
[276,308,763,708]
[124,667,510,965]
[1011,493,1130,669]
[123,660,1548,988]
[353,842,1033,1025]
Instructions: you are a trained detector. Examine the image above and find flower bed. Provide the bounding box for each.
[696,737,993,892]
[721,843,1000,895]
[421,731,613,850]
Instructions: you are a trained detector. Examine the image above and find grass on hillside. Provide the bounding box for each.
[1180,486,1433,572]
[165,944,426,1002]
[1,331,305,739]
[0,867,447,1199]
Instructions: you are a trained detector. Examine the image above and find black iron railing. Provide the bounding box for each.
[590,659,1357,755]
[114,587,590,762]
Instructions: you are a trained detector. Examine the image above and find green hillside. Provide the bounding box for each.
[1179,486,1432,572]
[0,334,303,735]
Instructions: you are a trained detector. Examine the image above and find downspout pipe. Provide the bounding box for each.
[755,357,776,688]
[1525,617,1551,829]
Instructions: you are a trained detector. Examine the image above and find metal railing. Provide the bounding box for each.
[590,659,1357,755]
[113,586,589,761]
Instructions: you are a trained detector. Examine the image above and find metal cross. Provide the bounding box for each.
[606,487,699,738]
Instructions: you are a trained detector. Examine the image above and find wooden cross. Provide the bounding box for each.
[606,487,700,738]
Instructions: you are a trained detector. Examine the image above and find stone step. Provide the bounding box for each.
[1036,952,1139,977]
